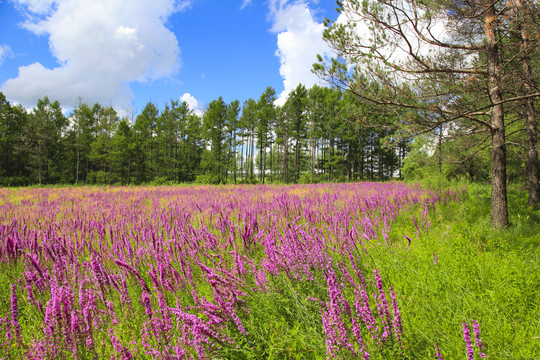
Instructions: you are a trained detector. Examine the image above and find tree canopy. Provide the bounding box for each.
[314,0,540,227]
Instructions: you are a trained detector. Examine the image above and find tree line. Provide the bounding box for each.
[0,85,409,187]
[1,68,536,192]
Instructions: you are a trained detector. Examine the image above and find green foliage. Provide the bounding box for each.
[401,135,437,180]
[383,183,540,358]
[202,97,230,184]
[208,183,540,358]
[194,173,222,185]
[298,172,319,184]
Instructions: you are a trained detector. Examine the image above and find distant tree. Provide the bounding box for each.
[202,97,229,183]
[26,96,68,185]
[0,93,29,186]
[227,100,241,184]
[134,102,159,183]
[284,84,308,183]
[182,111,203,182]
[274,104,289,183]
[111,118,135,185]
[256,87,276,184]
[157,100,180,181]
[512,0,539,205]
[89,105,118,182]
[240,98,258,183]
[71,102,98,183]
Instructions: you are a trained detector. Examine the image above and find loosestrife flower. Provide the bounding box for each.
[390,287,403,346]
[404,235,412,246]
[462,322,475,360]
[463,319,487,359]
[434,343,443,360]
[142,287,153,318]
[0,182,455,358]
[472,319,487,358]
[10,284,21,338]
[374,269,391,343]
[412,215,421,238]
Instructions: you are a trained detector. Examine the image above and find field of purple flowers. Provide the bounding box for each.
[1,182,536,359]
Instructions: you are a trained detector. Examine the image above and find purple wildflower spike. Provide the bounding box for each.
[472,319,486,358]
[390,287,403,345]
[462,322,474,360]
[434,344,443,359]
[10,284,21,338]
[374,269,391,343]
[404,235,412,246]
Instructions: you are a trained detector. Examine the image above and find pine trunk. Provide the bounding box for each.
[484,0,509,228]
[515,0,539,206]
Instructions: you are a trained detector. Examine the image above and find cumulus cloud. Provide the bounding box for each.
[269,1,333,106]
[180,93,203,116]
[2,0,188,111]
[0,45,13,65]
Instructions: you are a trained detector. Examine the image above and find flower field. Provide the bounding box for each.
[1,182,535,359]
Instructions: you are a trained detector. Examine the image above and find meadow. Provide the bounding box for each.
[0,182,538,359]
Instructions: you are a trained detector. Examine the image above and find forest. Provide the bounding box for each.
[0,76,534,188]
[0,85,410,187]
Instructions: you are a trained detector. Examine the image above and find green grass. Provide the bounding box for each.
[224,183,540,358]
[360,183,540,358]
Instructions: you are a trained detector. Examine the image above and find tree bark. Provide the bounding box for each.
[284,132,289,184]
[515,0,538,206]
[438,124,443,174]
[524,55,538,206]
[484,0,509,228]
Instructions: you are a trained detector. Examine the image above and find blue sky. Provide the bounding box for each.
[0,0,339,115]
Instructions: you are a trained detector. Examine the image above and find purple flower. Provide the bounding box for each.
[463,322,475,360]
[353,279,378,343]
[404,235,412,246]
[142,288,153,318]
[70,311,81,353]
[107,301,119,325]
[374,269,391,343]
[10,284,21,338]
[434,343,443,360]
[390,287,403,345]
[25,253,45,278]
[472,319,486,358]
[412,215,421,238]
[109,328,123,354]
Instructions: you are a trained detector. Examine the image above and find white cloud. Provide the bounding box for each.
[268,1,333,106]
[174,1,192,12]
[0,44,13,65]
[240,0,253,10]
[180,93,203,116]
[2,0,188,111]
[12,0,56,15]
